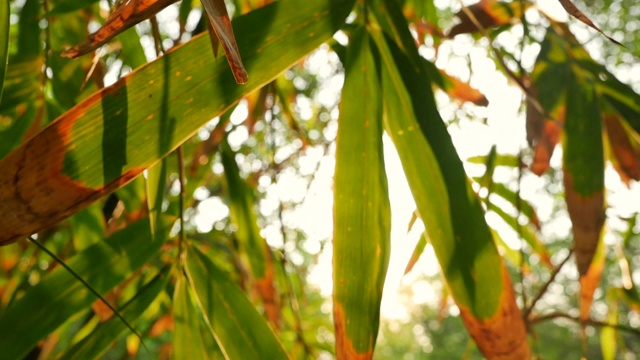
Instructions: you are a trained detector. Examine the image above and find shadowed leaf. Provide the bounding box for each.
[0,0,8,103]
[604,114,640,184]
[448,0,529,37]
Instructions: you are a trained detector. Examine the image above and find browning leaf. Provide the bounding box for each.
[200,0,248,83]
[458,266,530,359]
[604,114,640,184]
[563,170,605,276]
[557,0,623,46]
[61,0,179,58]
[579,238,605,321]
[448,0,529,37]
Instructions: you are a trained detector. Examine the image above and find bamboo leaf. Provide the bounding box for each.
[369,10,529,357]
[200,0,248,83]
[0,0,8,103]
[563,75,605,276]
[333,25,390,360]
[579,237,605,321]
[173,274,212,360]
[61,267,171,360]
[0,0,356,245]
[61,0,179,58]
[0,218,164,360]
[186,245,289,360]
[557,0,622,46]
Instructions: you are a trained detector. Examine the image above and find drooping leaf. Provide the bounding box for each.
[61,267,171,360]
[333,25,390,360]
[0,218,164,360]
[369,9,529,357]
[404,233,427,275]
[600,292,617,360]
[186,245,289,359]
[563,74,605,276]
[557,0,622,46]
[0,0,356,245]
[200,0,248,83]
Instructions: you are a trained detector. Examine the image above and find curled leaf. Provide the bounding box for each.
[557,0,623,46]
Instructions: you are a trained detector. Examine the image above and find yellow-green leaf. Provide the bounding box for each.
[333,25,390,359]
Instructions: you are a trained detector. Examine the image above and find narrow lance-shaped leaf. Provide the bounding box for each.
[579,235,605,321]
[563,75,605,276]
[220,141,279,326]
[333,26,390,360]
[61,0,179,58]
[0,0,8,103]
[201,0,248,83]
[0,0,356,245]
[557,0,622,46]
[186,245,289,360]
[173,273,212,360]
[369,7,529,356]
[604,114,640,184]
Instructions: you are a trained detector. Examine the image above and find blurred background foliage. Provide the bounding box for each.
[1,0,640,358]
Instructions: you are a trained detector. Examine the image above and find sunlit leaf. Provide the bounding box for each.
[0,0,356,245]
[333,25,390,359]
[369,9,530,357]
[404,234,427,275]
[173,274,212,360]
[186,245,288,359]
[600,292,617,360]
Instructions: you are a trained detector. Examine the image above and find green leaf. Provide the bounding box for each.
[332,25,390,358]
[173,274,213,360]
[186,245,289,360]
[0,0,8,103]
[0,0,357,245]
[0,218,164,360]
[61,266,171,360]
[369,7,529,357]
[220,142,267,278]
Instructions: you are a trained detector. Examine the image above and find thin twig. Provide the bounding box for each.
[28,236,147,351]
[523,249,574,320]
[529,311,640,338]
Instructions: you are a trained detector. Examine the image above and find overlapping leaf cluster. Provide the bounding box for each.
[0,0,639,358]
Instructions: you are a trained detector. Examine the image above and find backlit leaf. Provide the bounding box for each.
[0,0,8,103]
[448,0,529,37]
[0,0,356,245]
[557,0,622,46]
[333,25,390,360]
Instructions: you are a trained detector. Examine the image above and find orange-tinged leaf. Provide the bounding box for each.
[61,0,179,58]
[439,69,488,106]
[200,0,248,83]
[604,114,640,184]
[448,0,529,37]
[458,266,530,359]
[526,92,565,176]
[557,0,622,46]
[579,237,605,321]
